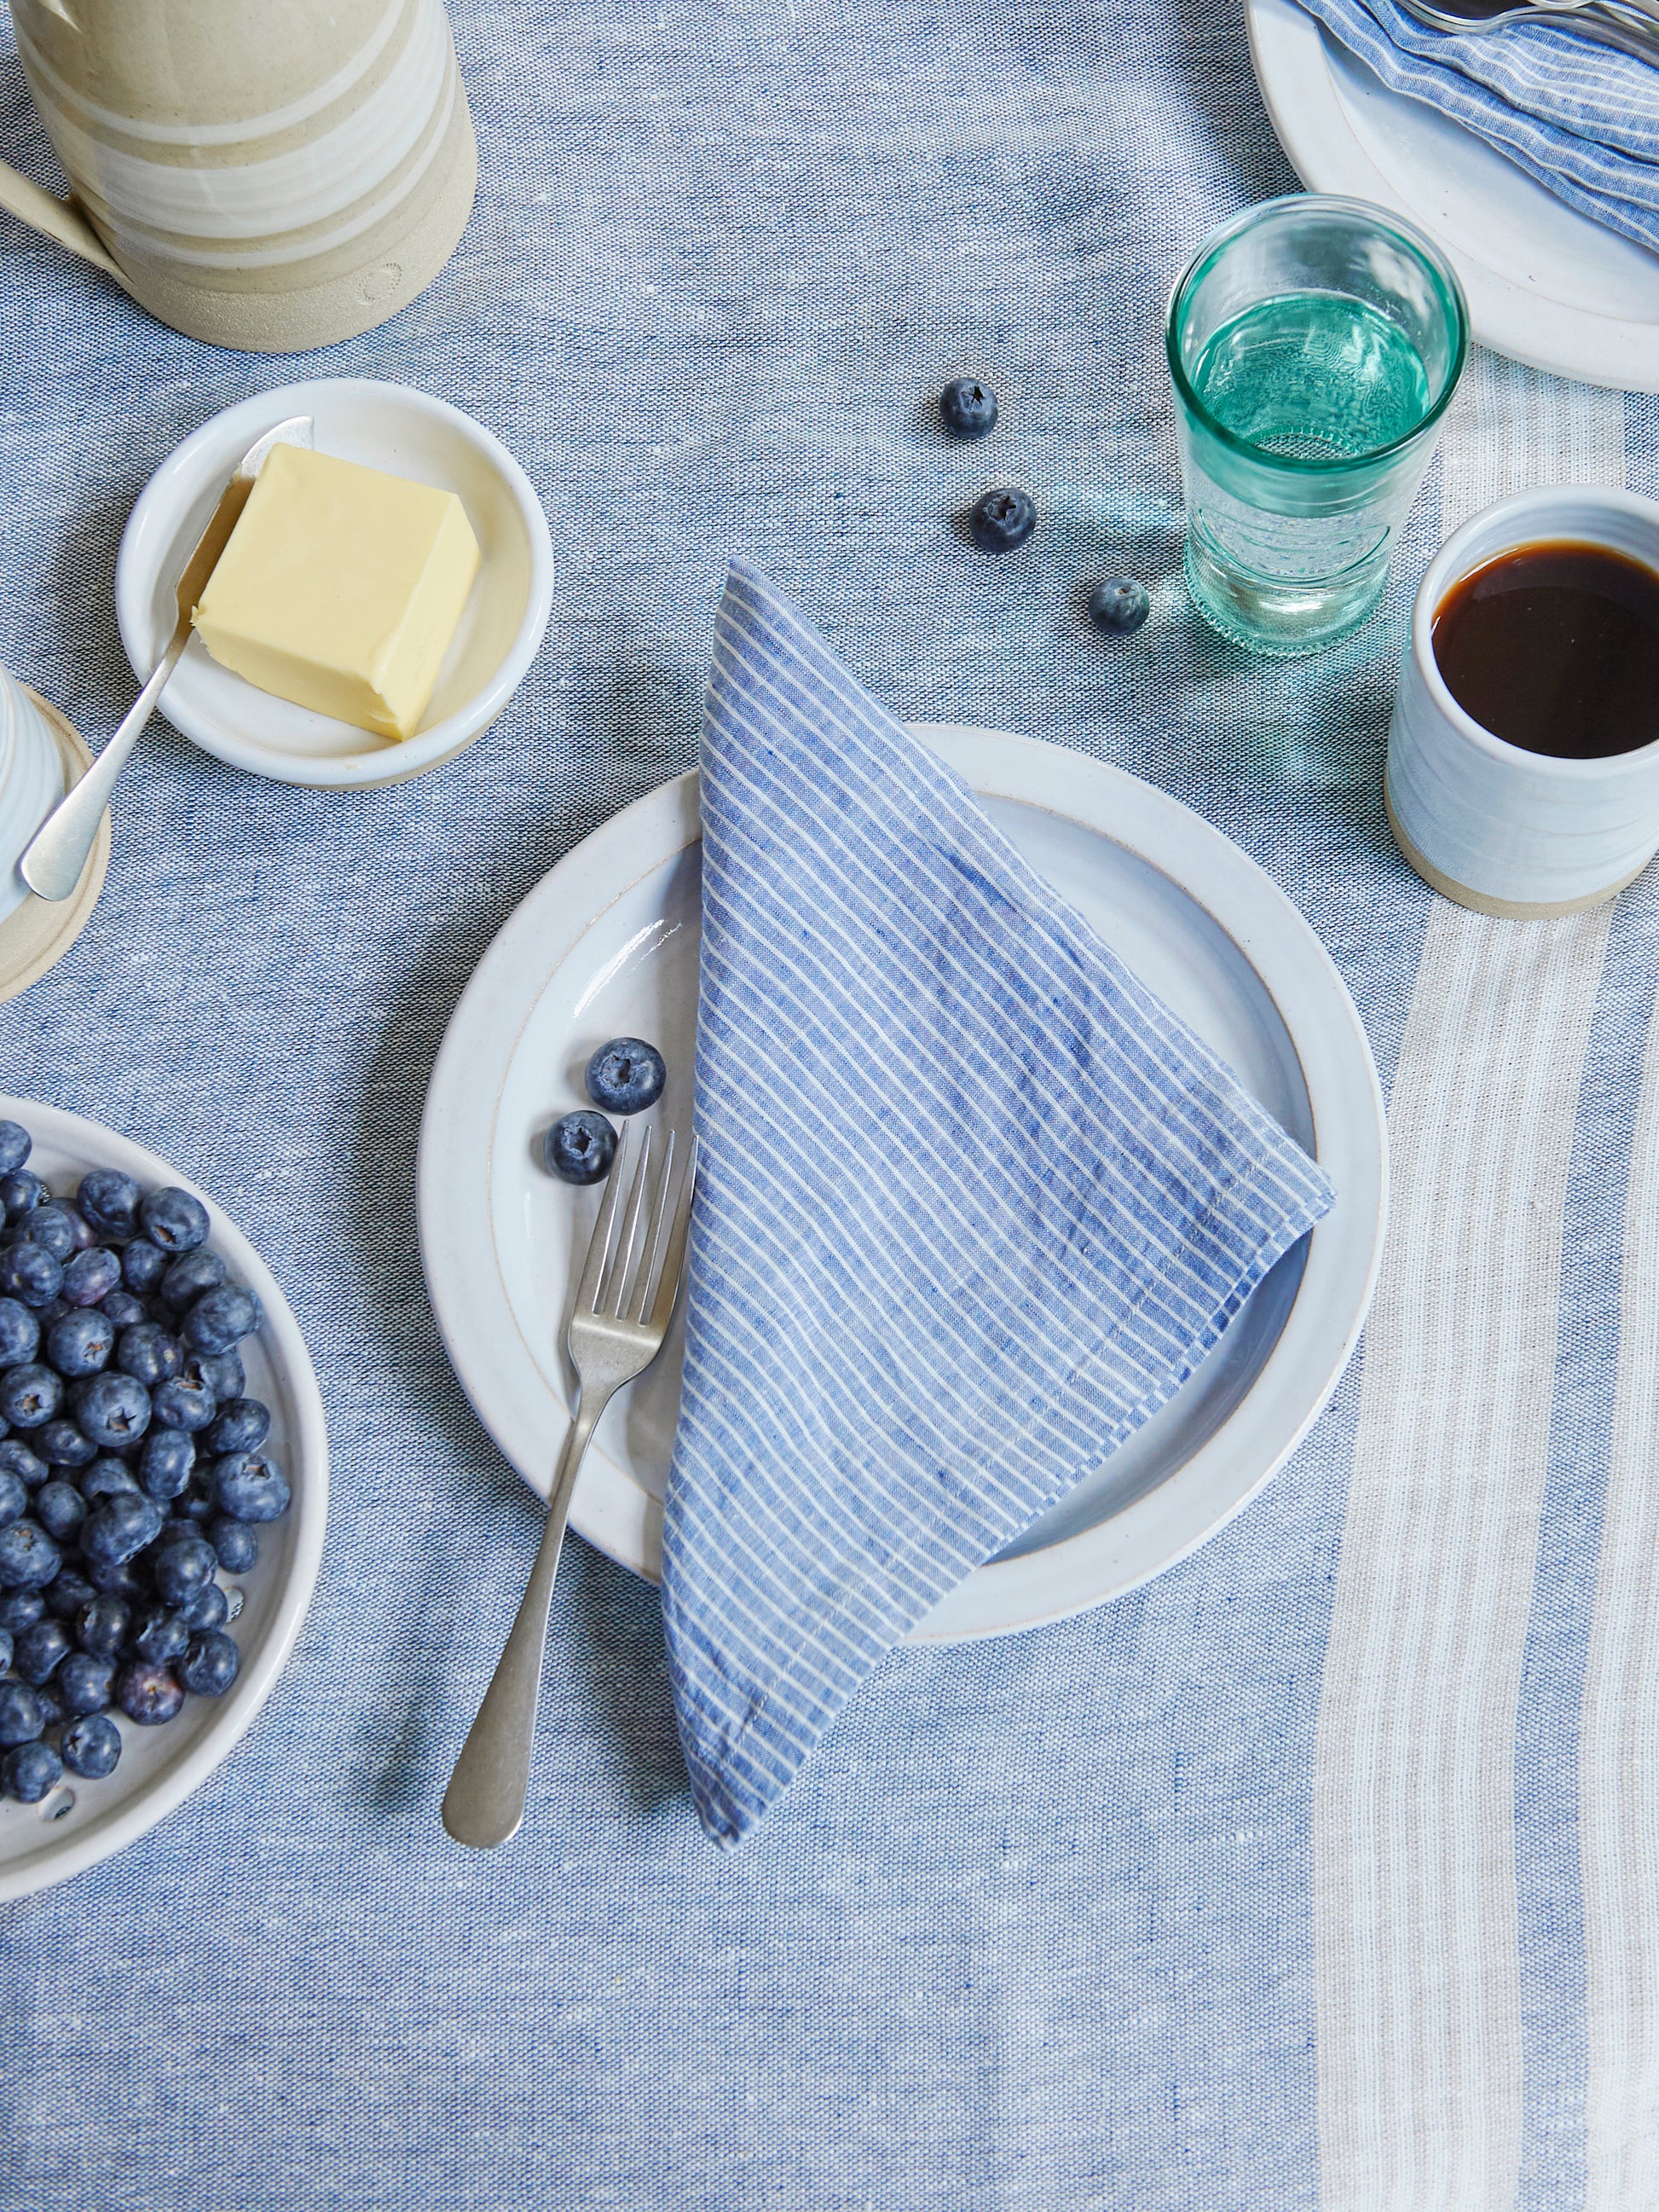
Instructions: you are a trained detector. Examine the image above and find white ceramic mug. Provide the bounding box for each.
[0,670,68,928]
[0,0,477,352]
[1386,484,1659,918]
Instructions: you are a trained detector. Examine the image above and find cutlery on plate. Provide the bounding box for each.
[20,414,315,904]
[1396,0,1659,59]
[442,1121,699,1849]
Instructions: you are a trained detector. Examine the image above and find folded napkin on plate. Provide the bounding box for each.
[1296,0,1659,255]
[662,562,1336,1847]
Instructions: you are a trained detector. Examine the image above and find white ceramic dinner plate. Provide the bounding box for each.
[0,1101,327,1902]
[115,379,554,790]
[420,727,1386,1642]
[1246,0,1659,392]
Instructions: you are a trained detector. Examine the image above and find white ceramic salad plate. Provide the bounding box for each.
[1246,0,1659,393]
[0,1101,327,1902]
[419,726,1386,1642]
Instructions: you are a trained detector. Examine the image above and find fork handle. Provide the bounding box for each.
[441,1388,611,1848]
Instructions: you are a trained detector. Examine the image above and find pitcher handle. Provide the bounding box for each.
[0,160,124,281]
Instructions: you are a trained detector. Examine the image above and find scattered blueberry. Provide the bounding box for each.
[56,1652,113,1715]
[181,1583,228,1634]
[79,1456,140,1501]
[181,1285,261,1357]
[60,1711,121,1778]
[137,1427,195,1503]
[179,1631,239,1698]
[0,1169,46,1220]
[0,1518,60,1589]
[70,1371,151,1450]
[544,1110,617,1186]
[0,1298,37,1369]
[203,1398,269,1456]
[139,1188,209,1255]
[121,1239,169,1294]
[0,1589,43,1632]
[586,1038,667,1117]
[115,1322,181,1389]
[0,1439,45,1487]
[210,1518,258,1573]
[61,1247,121,1308]
[132,1605,190,1665]
[14,1203,78,1262]
[37,1418,95,1468]
[12,1617,70,1686]
[0,1469,24,1530]
[0,1362,61,1428]
[1088,576,1151,637]
[968,487,1037,553]
[32,1481,86,1545]
[3,1738,61,1801]
[939,377,998,439]
[79,1491,161,1568]
[212,1451,290,1523]
[75,1595,130,1659]
[45,1308,114,1379]
[115,1659,183,1726]
[152,1370,213,1433]
[0,1243,62,1309]
[0,1122,30,1177]
[151,1534,216,1608]
[0,1678,43,1745]
[77,1169,141,1242]
[99,1288,147,1330]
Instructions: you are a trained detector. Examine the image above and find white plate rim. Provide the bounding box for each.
[418,726,1387,1643]
[0,1097,330,1902]
[1245,0,1659,393]
[113,377,556,791]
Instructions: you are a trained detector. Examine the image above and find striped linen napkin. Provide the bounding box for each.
[661,562,1337,1847]
[1295,0,1659,255]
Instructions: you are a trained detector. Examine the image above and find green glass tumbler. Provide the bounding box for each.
[1166,194,1468,657]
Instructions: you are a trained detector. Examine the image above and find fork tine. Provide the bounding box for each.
[646,1135,700,1336]
[605,1126,655,1316]
[628,1127,678,1324]
[572,1120,634,1317]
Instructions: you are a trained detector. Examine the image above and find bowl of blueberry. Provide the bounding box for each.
[0,1097,327,1902]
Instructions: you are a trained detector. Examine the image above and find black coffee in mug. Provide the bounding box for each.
[1431,539,1659,760]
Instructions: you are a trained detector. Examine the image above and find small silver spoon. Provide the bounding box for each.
[21,414,314,904]
[1397,0,1659,60]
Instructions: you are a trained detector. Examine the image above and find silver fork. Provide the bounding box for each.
[442,1121,698,1848]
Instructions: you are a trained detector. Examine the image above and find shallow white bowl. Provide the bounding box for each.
[0,1099,328,1902]
[115,379,554,790]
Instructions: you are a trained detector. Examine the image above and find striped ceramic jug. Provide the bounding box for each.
[0,0,477,351]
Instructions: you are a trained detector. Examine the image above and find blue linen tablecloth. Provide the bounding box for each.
[0,0,1655,2204]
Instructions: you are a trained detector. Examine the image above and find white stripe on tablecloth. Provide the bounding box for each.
[1315,358,1626,2212]
[1582,978,1659,2210]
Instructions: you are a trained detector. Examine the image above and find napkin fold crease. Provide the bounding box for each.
[662,562,1336,1847]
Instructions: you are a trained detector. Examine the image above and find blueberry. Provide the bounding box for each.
[968,487,1037,553]
[0,1469,24,1529]
[85,1559,147,1601]
[132,1605,189,1665]
[137,1427,194,1503]
[79,1456,140,1502]
[0,1170,46,1220]
[152,1371,213,1433]
[45,1308,114,1379]
[181,1285,261,1357]
[13,1617,70,1686]
[199,1349,245,1401]
[139,1188,209,1256]
[0,1362,61,1429]
[0,1679,43,1745]
[212,1450,290,1523]
[939,377,998,439]
[121,1239,168,1294]
[14,1203,78,1263]
[159,1249,226,1314]
[115,1659,183,1726]
[115,1323,181,1389]
[42,1569,95,1621]
[0,1589,43,1631]
[544,1110,616,1186]
[176,1485,217,1526]
[585,1038,667,1117]
[0,1243,62,1309]
[0,1122,30,1177]
[204,1398,270,1456]
[70,1371,151,1450]
[60,1710,121,1778]
[32,1481,86,1545]
[0,1439,45,1487]
[77,1169,141,1242]
[210,1518,258,1573]
[100,1288,147,1331]
[0,1518,59,1589]
[179,1630,239,1698]
[75,1595,130,1659]
[0,1298,38,1369]
[79,1492,160,1568]
[36,1297,69,1325]
[1088,576,1151,636]
[3,1739,61,1801]
[56,1652,113,1715]
[37,1418,95,1469]
[151,1534,216,1607]
[61,1247,121,1308]
[181,1583,228,1634]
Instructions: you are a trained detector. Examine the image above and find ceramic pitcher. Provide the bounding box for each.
[0,0,477,351]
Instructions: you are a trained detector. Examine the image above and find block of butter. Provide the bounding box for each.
[192,444,483,742]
